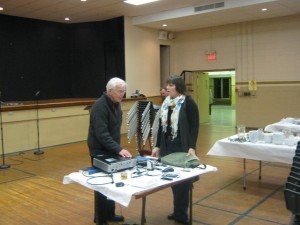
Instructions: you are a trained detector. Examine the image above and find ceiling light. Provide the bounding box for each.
[124,0,159,6]
[261,8,268,11]
[65,17,70,21]
[162,24,167,27]
[0,7,3,11]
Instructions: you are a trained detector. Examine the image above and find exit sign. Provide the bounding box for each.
[207,53,216,60]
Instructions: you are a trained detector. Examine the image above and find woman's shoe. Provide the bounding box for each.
[108,214,124,222]
[167,213,174,220]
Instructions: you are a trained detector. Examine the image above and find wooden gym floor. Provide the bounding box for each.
[0,105,293,225]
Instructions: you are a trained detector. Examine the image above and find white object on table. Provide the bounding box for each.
[265,117,300,134]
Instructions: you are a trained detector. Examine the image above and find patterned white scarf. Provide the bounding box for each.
[160,95,186,139]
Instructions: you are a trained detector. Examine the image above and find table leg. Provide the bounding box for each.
[189,183,193,225]
[243,158,246,190]
[141,196,146,225]
[259,160,262,180]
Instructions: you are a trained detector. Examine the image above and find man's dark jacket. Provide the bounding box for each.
[87,93,122,157]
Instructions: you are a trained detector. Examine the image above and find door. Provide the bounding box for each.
[193,72,209,123]
[213,77,231,104]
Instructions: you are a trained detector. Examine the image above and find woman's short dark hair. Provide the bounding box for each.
[166,75,186,95]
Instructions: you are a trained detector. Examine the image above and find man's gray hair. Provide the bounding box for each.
[106,77,126,91]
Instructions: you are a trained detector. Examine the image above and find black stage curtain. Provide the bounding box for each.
[0,15,125,101]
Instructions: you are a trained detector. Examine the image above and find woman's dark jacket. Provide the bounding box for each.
[155,96,199,157]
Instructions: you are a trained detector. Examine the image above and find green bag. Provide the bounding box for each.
[160,152,200,168]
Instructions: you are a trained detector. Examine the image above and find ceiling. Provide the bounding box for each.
[0,0,299,32]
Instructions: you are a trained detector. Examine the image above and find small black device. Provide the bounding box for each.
[162,167,174,172]
[115,182,125,187]
[161,177,173,181]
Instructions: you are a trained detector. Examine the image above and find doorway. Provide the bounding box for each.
[193,70,236,126]
[160,45,170,88]
[213,77,231,105]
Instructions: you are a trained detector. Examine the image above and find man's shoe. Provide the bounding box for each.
[96,221,108,225]
[174,218,189,225]
[167,213,174,220]
[108,215,124,222]
[168,213,189,224]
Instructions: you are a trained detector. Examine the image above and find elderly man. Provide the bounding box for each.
[88,77,132,225]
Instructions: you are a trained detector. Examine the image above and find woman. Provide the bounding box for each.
[152,75,199,224]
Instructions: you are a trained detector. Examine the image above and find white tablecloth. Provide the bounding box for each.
[63,165,217,207]
[207,135,296,164]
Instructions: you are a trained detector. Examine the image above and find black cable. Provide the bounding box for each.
[7,154,24,166]
[21,152,45,161]
[86,173,114,185]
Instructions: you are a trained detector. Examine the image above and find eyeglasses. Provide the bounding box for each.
[111,89,125,95]
[117,89,126,94]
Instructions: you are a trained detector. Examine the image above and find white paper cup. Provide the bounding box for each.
[248,130,258,143]
[273,132,284,145]
[263,133,273,143]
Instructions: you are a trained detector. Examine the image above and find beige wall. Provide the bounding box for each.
[0,106,90,154]
[124,17,173,97]
[125,14,300,128]
[237,85,300,128]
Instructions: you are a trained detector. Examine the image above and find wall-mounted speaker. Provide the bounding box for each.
[158,30,168,40]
